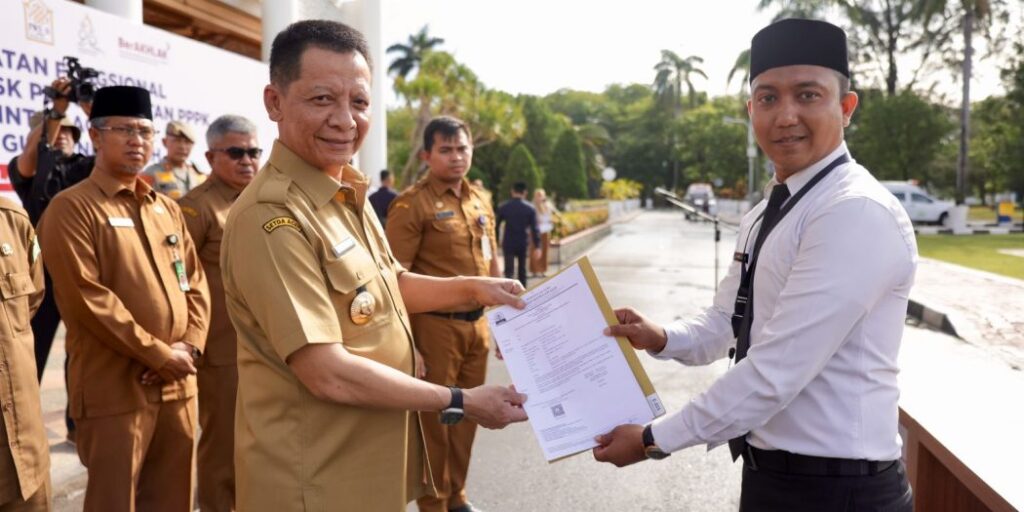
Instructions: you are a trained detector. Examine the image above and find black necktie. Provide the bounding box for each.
[728,184,790,461]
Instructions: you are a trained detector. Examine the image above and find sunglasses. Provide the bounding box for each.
[210,147,263,160]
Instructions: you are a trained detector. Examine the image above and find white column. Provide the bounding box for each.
[353,0,387,185]
[85,0,143,23]
[262,0,299,62]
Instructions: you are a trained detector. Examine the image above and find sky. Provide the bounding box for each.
[381,0,1020,108]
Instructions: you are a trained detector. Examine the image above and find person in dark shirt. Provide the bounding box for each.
[496,182,542,287]
[368,169,397,226]
[8,77,96,443]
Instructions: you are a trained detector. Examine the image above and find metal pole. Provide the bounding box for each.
[714,217,721,293]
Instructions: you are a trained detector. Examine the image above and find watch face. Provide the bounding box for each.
[440,408,463,425]
[644,445,670,460]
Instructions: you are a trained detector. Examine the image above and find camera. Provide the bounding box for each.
[44,56,99,103]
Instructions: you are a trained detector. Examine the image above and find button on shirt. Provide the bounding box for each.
[0,198,47,504]
[178,176,241,366]
[650,143,918,461]
[37,171,210,418]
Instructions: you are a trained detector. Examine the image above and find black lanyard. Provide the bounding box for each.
[729,153,850,344]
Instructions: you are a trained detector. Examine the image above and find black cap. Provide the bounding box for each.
[89,86,153,120]
[749,19,849,83]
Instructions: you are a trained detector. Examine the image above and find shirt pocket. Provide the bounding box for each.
[323,244,393,344]
[0,272,36,336]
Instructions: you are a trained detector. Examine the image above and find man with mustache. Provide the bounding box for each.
[142,121,207,199]
[37,85,210,512]
[593,19,916,512]
[385,116,500,512]
[221,21,528,512]
[178,114,261,512]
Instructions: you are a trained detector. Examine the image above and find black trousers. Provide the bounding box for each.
[739,460,913,512]
[503,248,527,287]
[32,271,74,432]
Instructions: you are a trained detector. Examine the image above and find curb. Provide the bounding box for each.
[906,299,959,338]
[915,226,1023,235]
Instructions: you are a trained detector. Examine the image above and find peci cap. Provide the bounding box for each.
[749,18,849,83]
[88,86,153,120]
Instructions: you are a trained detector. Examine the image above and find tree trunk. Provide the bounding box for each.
[398,98,434,189]
[957,7,974,205]
[885,0,899,96]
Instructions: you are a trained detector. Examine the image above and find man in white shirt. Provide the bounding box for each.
[593,19,916,512]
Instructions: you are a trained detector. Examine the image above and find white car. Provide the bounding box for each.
[881,181,954,225]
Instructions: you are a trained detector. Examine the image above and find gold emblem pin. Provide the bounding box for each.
[350,286,377,325]
[0,243,12,256]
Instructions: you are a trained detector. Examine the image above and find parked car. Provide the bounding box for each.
[881,181,954,225]
[683,183,718,218]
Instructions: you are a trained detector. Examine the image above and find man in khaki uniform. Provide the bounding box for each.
[386,116,499,512]
[222,20,529,512]
[179,114,261,512]
[0,198,49,512]
[37,86,210,512]
[142,120,207,199]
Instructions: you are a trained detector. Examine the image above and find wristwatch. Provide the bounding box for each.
[642,424,670,460]
[46,109,65,120]
[440,386,464,425]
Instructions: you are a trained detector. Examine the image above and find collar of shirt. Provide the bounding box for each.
[766,141,850,198]
[267,139,368,210]
[208,175,242,201]
[426,173,471,201]
[90,169,156,202]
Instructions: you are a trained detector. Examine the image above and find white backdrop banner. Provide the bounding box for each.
[0,0,277,203]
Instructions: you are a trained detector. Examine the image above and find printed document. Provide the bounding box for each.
[487,257,665,462]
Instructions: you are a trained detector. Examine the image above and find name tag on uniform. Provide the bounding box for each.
[108,217,135,228]
[332,237,355,257]
[434,210,455,220]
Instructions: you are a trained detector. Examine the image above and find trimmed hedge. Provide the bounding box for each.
[553,208,609,239]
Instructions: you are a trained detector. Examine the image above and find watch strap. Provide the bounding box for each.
[447,386,463,410]
[642,424,656,448]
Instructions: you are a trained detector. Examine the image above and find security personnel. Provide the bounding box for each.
[142,120,207,199]
[179,114,261,512]
[386,116,499,512]
[37,86,210,512]
[594,19,916,512]
[0,198,49,511]
[496,182,541,287]
[221,20,528,512]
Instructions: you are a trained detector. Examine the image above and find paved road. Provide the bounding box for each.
[49,210,975,511]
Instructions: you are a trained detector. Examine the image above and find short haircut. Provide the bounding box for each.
[512,182,528,194]
[206,114,257,147]
[422,116,472,152]
[380,170,391,181]
[834,70,851,98]
[269,20,372,89]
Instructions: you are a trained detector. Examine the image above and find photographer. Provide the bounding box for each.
[8,75,97,443]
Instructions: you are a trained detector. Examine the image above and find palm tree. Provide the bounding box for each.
[727,49,751,94]
[386,25,444,80]
[653,50,707,190]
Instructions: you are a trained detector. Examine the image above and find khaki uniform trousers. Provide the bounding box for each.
[0,481,50,512]
[413,314,489,512]
[196,363,237,512]
[76,397,197,512]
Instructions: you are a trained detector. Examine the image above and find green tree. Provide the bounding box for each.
[675,98,749,191]
[846,90,954,185]
[386,25,444,80]
[546,129,588,206]
[519,96,569,176]
[653,50,707,191]
[498,144,543,201]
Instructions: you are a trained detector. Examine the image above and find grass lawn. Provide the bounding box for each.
[916,234,1024,280]
[968,204,1022,223]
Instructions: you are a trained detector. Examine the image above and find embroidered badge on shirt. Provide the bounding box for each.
[181,206,199,218]
[435,210,455,220]
[263,217,300,233]
[332,237,355,257]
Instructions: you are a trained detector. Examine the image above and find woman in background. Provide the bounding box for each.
[530,188,557,277]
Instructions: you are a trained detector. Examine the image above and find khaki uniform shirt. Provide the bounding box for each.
[0,198,48,504]
[37,171,210,419]
[179,176,240,367]
[143,158,207,199]
[386,176,498,282]
[221,140,430,512]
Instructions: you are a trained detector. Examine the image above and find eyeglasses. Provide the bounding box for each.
[95,126,158,141]
[210,147,263,160]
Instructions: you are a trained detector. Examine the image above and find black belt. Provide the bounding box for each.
[426,308,485,322]
[742,445,897,477]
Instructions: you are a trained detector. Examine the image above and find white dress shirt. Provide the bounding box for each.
[650,142,918,461]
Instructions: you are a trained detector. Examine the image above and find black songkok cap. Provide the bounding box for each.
[749,19,849,83]
[88,86,153,120]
